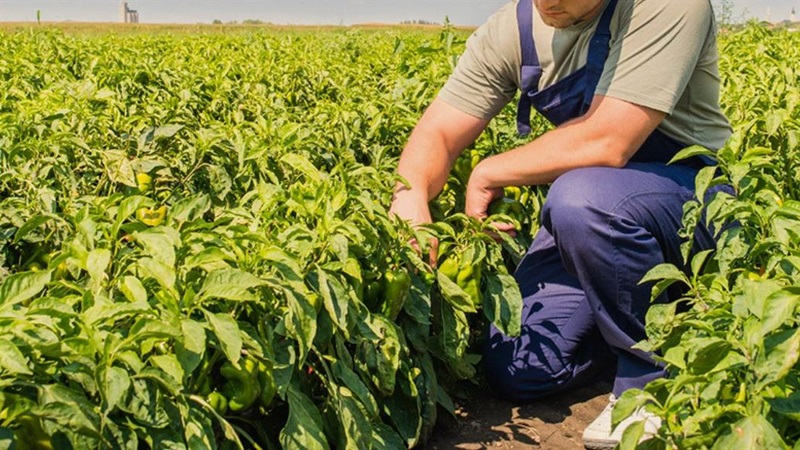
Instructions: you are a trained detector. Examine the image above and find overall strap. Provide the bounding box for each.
[582,0,618,108]
[516,0,542,136]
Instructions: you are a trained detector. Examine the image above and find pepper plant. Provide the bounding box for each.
[615,25,800,450]
[0,24,536,448]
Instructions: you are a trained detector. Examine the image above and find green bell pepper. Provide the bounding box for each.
[207,391,228,415]
[380,269,411,320]
[220,358,261,412]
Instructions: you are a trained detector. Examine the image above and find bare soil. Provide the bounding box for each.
[422,380,612,450]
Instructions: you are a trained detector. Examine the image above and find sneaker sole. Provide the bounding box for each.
[582,437,619,450]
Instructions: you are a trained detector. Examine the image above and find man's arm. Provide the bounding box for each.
[390,97,490,225]
[465,95,665,219]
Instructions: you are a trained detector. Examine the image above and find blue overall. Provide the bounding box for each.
[483,0,723,401]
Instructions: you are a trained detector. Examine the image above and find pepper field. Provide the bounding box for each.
[0,22,798,449]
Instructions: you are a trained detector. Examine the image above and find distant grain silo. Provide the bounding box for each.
[119,2,139,23]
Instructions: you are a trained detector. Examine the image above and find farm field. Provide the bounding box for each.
[0,21,798,449]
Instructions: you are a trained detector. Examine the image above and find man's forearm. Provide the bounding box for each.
[394,126,455,202]
[470,96,664,190]
[393,98,490,202]
[470,123,620,189]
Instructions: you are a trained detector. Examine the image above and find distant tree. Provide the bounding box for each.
[400,19,440,25]
[212,19,222,24]
[712,0,747,28]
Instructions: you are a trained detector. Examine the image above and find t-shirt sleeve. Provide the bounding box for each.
[595,0,714,114]
[437,2,521,120]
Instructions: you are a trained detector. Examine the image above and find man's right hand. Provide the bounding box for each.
[389,186,433,227]
[390,186,438,266]
[391,97,491,265]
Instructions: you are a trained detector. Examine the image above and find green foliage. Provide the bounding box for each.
[618,25,800,449]
[0,25,538,448]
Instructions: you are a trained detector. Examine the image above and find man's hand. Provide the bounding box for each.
[465,165,517,236]
[391,98,491,263]
[389,186,433,227]
[389,186,439,266]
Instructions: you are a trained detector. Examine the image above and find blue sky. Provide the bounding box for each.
[0,0,797,26]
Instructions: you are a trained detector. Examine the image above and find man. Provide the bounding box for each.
[390,0,731,447]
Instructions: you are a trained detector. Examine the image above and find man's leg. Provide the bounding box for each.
[541,162,719,396]
[483,226,614,402]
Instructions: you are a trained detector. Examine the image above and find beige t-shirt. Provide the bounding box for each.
[439,0,732,151]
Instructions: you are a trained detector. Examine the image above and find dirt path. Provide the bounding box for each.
[422,381,612,449]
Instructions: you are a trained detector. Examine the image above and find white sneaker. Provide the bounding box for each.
[582,395,661,450]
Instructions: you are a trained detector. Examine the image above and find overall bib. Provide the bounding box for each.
[483,0,723,401]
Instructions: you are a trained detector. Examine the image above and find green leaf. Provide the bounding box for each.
[134,228,179,268]
[86,248,112,292]
[176,319,206,375]
[764,109,787,136]
[169,195,211,224]
[403,274,432,325]
[640,263,689,286]
[149,354,185,386]
[183,402,217,450]
[712,415,789,450]
[308,267,349,335]
[0,339,32,375]
[383,362,422,447]
[280,384,330,450]
[355,315,401,396]
[436,270,476,313]
[690,249,714,277]
[694,165,719,205]
[640,263,689,300]
[280,153,323,182]
[101,366,131,413]
[83,296,150,327]
[0,270,51,307]
[668,145,714,164]
[184,247,231,272]
[756,328,800,388]
[436,302,474,379]
[119,276,148,304]
[113,196,150,237]
[687,338,732,375]
[661,346,686,370]
[372,422,406,449]
[618,420,645,450]
[283,289,316,366]
[102,150,137,188]
[135,367,183,397]
[484,272,522,337]
[12,214,57,244]
[759,288,800,338]
[136,257,176,292]
[154,124,183,139]
[196,268,267,303]
[768,391,800,422]
[612,390,651,428]
[38,384,101,436]
[203,311,242,366]
[332,359,379,419]
[331,386,373,449]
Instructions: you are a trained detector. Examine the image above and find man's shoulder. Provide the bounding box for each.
[466,1,521,66]
[471,1,519,41]
[618,0,713,24]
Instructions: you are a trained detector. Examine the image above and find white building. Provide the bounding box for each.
[119,2,139,23]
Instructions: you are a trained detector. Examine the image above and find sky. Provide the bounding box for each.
[0,0,797,26]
